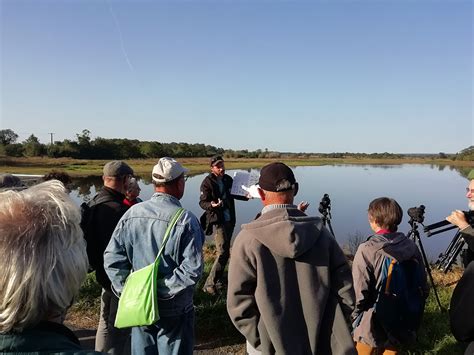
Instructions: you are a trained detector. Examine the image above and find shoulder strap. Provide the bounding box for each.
[374,256,393,304]
[153,208,185,264]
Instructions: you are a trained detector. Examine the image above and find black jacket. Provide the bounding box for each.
[450,260,474,342]
[199,173,247,235]
[0,321,102,353]
[87,186,128,290]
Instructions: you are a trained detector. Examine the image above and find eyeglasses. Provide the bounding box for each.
[183,175,189,182]
[466,188,474,194]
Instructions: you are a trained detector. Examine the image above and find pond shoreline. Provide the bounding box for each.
[2,156,473,177]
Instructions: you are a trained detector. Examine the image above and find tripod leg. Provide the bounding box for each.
[443,239,465,273]
[437,231,462,270]
[414,232,445,312]
[326,219,336,239]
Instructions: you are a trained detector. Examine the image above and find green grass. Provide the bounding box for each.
[193,257,244,345]
[72,273,101,312]
[3,156,473,177]
[404,287,466,355]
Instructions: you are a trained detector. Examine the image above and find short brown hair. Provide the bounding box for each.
[368,197,403,232]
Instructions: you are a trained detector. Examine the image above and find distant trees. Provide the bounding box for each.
[0,128,227,160]
[0,129,18,145]
[1,128,472,162]
[455,146,474,161]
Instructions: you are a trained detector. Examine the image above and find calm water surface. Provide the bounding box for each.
[68,164,469,260]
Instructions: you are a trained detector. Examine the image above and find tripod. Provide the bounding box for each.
[433,230,463,273]
[407,217,444,312]
[425,210,474,273]
[318,194,336,238]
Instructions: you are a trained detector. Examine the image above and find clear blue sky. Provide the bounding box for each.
[1,0,472,153]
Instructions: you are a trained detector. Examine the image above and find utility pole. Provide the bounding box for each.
[48,132,54,145]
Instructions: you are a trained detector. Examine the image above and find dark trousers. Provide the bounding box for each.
[204,222,234,288]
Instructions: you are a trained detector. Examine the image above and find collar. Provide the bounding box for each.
[261,204,298,215]
[6,321,81,346]
[375,229,392,235]
[152,192,182,206]
[102,186,125,200]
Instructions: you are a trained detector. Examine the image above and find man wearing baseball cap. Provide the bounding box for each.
[199,155,248,295]
[83,160,134,354]
[227,162,356,355]
[105,157,205,354]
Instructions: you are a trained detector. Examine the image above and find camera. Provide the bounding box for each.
[318,194,331,215]
[408,205,425,224]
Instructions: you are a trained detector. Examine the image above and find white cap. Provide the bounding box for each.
[152,157,188,183]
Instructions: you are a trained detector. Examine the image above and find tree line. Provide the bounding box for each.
[0,128,473,161]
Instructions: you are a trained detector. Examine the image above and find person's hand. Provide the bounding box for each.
[446,210,470,230]
[298,201,310,213]
[211,199,223,208]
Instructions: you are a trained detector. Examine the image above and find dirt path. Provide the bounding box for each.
[67,325,245,354]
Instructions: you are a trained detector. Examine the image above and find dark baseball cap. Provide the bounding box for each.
[103,161,134,177]
[258,162,297,192]
[210,155,224,167]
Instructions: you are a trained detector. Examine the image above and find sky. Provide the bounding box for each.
[0,0,472,154]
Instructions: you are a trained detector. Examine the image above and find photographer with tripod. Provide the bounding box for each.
[447,169,474,354]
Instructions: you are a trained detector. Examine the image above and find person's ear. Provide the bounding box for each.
[293,183,299,197]
[258,187,266,200]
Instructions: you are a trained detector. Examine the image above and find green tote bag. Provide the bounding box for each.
[114,208,185,329]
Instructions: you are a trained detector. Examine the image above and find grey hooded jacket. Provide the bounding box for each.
[227,206,356,355]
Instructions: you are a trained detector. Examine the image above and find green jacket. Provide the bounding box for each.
[0,321,101,354]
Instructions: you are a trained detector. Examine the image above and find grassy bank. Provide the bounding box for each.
[2,156,473,177]
[66,247,468,354]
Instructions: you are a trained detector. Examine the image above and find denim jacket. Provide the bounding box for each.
[104,192,205,316]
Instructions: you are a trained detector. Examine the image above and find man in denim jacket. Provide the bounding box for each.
[104,157,205,355]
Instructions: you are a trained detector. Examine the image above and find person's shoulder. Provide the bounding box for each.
[182,208,200,223]
[200,174,213,186]
[354,236,376,256]
[232,228,259,251]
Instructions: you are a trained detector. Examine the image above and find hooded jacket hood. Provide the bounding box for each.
[368,232,418,262]
[241,207,324,258]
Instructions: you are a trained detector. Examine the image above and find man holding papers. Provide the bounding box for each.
[199,155,248,295]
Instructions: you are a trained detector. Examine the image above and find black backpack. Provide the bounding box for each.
[373,255,425,344]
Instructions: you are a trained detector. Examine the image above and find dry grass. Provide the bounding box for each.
[432,267,463,288]
[65,308,99,330]
[2,156,473,177]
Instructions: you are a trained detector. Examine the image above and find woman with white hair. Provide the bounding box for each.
[0,180,96,353]
[123,177,142,207]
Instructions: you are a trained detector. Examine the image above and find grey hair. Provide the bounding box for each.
[0,180,88,332]
[127,177,139,193]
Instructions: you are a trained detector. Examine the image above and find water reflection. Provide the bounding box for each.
[67,164,471,260]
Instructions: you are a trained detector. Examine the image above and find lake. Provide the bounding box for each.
[67,164,470,261]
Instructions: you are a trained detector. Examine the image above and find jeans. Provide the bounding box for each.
[204,222,234,288]
[131,309,195,355]
[96,289,131,355]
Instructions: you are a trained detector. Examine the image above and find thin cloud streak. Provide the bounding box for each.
[106,0,135,74]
